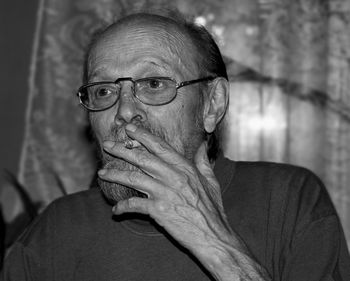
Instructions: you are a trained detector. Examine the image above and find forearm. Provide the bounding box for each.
[196,234,271,281]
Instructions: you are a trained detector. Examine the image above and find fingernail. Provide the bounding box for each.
[112,205,117,213]
[126,124,137,132]
[98,169,107,176]
[124,139,141,149]
[103,141,115,148]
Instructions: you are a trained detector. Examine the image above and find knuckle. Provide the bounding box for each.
[182,187,200,206]
[173,174,191,189]
[184,165,197,177]
[154,201,170,213]
[172,174,201,204]
[140,132,149,141]
[127,197,138,209]
[154,141,169,154]
[126,171,138,185]
[135,153,150,166]
[104,169,116,181]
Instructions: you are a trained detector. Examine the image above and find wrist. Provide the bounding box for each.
[195,238,271,281]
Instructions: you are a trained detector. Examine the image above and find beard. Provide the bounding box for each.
[96,118,205,204]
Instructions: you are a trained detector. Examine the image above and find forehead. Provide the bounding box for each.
[87,17,199,80]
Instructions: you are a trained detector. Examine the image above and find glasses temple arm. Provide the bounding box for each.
[176,76,216,89]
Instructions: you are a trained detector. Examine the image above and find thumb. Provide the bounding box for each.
[195,142,223,208]
[194,142,218,187]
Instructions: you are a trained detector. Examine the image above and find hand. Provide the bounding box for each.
[99,123,230,252]
[98,123,270,280]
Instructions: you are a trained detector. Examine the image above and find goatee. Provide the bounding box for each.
[96,108,205,204]
[97,121,185,204]
[97,153,147,205]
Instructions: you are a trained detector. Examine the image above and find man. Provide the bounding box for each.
[2,11,350,281]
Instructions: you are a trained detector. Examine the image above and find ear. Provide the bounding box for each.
[203,77,229,133]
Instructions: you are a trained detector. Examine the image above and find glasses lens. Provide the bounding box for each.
[135,78,176,105]
[80,83,119,110]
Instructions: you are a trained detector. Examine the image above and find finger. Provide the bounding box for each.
[112,197,152,215]
[194,142,218,187]
[98,169,165,198]
[194,142,222,204]
[102,141,180,180]
[125,124,186,166]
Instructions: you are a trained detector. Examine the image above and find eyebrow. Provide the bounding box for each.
[88,59,173,81]
[143,59,168,69]
[88,67,110,81]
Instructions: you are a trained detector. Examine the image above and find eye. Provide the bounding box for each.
[147,79,164,89]
[93,86,114,99]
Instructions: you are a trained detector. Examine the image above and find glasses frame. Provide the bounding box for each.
[77,76,216,111]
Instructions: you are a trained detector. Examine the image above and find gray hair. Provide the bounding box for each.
[83,9,228,161]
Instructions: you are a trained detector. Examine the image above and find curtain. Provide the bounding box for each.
[4,0,349,248]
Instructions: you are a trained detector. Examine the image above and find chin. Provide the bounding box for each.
[94,121,204,202]
[97,156,146,203]
[98,177,146,203]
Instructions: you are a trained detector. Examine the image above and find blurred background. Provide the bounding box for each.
[1,0,350,263]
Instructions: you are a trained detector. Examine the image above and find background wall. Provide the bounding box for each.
[1,0,349,251]
[0,0,39,184]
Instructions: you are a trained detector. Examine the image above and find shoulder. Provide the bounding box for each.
[216,156,318,195]
[234,160,314,183]
[227,160,337,222]
[227,159,327,196]
[3,189,112,277]
[43,188,109,220]
[50,187,108,213]
[18,188,110,247]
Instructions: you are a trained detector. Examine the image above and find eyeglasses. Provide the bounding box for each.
[77,76,215,111]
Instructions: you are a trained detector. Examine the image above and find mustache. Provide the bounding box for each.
[106,121,167,145]
[98,121,168,165]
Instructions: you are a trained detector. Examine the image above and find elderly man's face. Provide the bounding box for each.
[88,19,207,202]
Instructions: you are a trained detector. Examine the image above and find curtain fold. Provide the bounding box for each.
[5,0,349,248]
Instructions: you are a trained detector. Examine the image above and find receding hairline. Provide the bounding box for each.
[92,13,197,53]
[86,13,203,79]
[84,10,227,84]
[82,10,227,161]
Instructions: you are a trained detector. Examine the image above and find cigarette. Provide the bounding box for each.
[124,139,141,149]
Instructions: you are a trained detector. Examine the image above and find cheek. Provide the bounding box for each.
[146,97,201,138]
[89,112,112,141]
[178,93,204,130]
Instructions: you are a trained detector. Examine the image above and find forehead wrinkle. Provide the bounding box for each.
[89,60,174,81]
[158,30,196,78]
[88,21,199,81]
[119,26,196,78]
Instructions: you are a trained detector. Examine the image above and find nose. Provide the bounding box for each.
[114,83,146,124]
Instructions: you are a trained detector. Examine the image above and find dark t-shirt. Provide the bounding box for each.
[2,157,350,280]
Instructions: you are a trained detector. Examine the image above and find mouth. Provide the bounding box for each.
[100,139,143,171]
[124,139,141,149]
[102,154,141,171]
